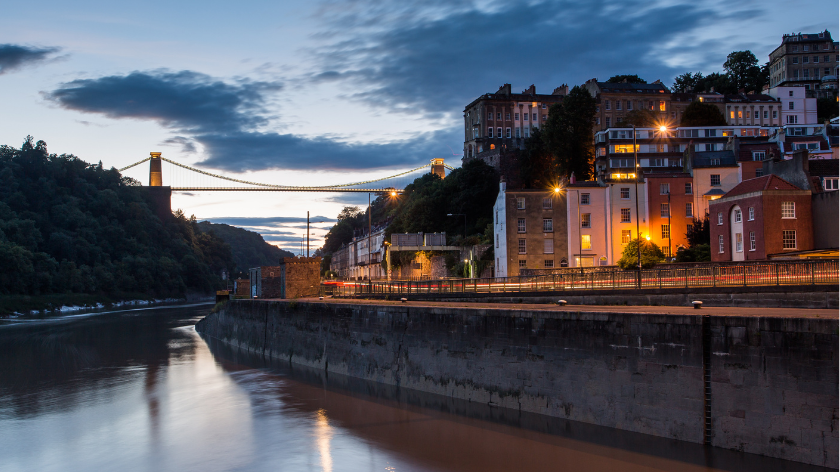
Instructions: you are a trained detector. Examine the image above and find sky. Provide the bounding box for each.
[1,0,837,252]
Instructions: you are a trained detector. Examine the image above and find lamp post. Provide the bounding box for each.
[632,124,641,287]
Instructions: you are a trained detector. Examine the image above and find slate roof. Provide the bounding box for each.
[597,82,669,93]
[722,175,800,198]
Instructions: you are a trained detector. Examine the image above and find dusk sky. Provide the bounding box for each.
[1,0,836,252]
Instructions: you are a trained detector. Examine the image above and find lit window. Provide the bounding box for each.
[730,111,735,119]
[517,218,526,233]
[542,198,552,209]
[620,208,631,223]
[734,209,741,223]
[543,218,553,232]
[781,202,795,218]
[660,183,670,195]
[749,231,756,251]
[735,233,743,252]
[711,174,721,187]
[518,238,526,254]
[660,203,670,218]
[516,197,525,209]
[717,212,723,225]
[782,230,796,249]
[685,182,693,194]
[738,111,743,119]
[621,230,631,244]
[543,239,554,254]
[613,144,639,153]
[661,225,670,239]
[748,207,754,220]
[581,235,591,250]
[580,193,590,205]
[718,235,724,253]
[620,188,630,199]
[659,101,666,111]
[685,203,693,217]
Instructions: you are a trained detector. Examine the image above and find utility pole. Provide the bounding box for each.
[306,211,310,258]
[667,190,672,260]
[633,124,642,288]
[368,192,372,282]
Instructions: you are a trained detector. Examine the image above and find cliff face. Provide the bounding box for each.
[196,300,839,468]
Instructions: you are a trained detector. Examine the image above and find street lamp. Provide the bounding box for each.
[632,124,642,287]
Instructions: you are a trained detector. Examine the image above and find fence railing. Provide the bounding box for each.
[320,260,839,297]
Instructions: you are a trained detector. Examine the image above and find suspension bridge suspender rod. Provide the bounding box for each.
[169,187,404,193]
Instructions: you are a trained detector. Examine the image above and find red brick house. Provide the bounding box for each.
[645,172,694,257]
[710,175,813,261]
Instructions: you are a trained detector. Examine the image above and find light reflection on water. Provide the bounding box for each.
[0,305,831,472]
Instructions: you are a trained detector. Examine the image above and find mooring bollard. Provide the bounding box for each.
[401,298,408,303]
[557,300,567,307]
[692,300,703,309]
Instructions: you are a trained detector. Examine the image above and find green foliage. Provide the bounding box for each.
[541,86,597,181]
[197,221,293,275]
[671,72,704,93]
[675,244,711,262]
[617,239,665,270]
[385,159,499,242]
[606,75,646,84]
[817,98,839,123]
[680,101,727,127]
[616,109,659,127]
[0,136,234,297]
[686,213,711,247]
[519,127,555,189]
[723,51,766,93]
[323,206,365,254]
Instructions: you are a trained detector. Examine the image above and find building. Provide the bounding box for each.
[710,175,813,261]
[566,182,610,267]
[329,228,386,279]
[768,30,839,92]
[766,86,818,125]
[645,172,694,257]
[723,93,783,126]
[249,258,321,298]
[462,83,567,168]
[584,79,671,131]
[686,149,741,217]
[493,180,569,276]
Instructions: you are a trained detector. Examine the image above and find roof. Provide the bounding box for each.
[782,31,834,43]
[704,189,727,196]
[809,159,840,177]
[596,82,669,93]
[692,151,738,168]
[722,175,801,198]
[724,93,778,103]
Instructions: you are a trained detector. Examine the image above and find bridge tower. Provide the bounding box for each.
[431,158,446,179]
[149,152,163,186]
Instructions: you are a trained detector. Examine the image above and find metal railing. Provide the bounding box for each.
[320,259,838,297]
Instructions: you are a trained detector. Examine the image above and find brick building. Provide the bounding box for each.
[645,172,694,257]
[710,175,813,261]
[584,79,671,131]
[768,30,839,93]
[493,181,569,276]
[249,257,321,298]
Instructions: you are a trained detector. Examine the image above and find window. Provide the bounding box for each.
[488,112,493,120]
[717,212,723,225]
[685,182,693,194]
[825,178,839,190]
[621,230,631,244]
[518,238,526,254]
[685,203,693,217]
[660,183,670,195]
[612,144,639,153]
[497,127,502,137]
[711,174,721,187]
[544,239,554,254]
[581,235,591,250]
[813,56,819,63]
[506,128,511,138]
[781,202,795,218]
[734,209,741,223]
[523,112,529,121]
[516,197,525,209]
[627,100,633,110]
[660,203,670,217]
[544,259,554,268]
[616,100,622,110]
[735,233,743,252]
[605,100,611,110]
[532,113,537,121]
[620,208,631,223]
[542,104,546,109]
[581,213,591,228]
[756,168,763,178]
[542,197,552,209]
[749,231,756,251]
[789,101,794,110]
[542,114,547,121]
[606,117,611,128]
[518,259,526,269]
[752,151,765,161]
[730,111,735,119]
[497,113,502,120]
[787,115,799,124]
[718,235,724,253]
[782,230,796,249]
[514,113,519,120]
[747,207,754,221]
[738,111,743,119]
[488,127,493,138]
[495,234,499,248]
[515,128,521,138]
[659,101,666,111]
[517,218,526,233]
[792,57,799,64]
[505,113,510,120]
[803,56,809,63]
[661,225,670,239]
[580,193,590,205]
[620,188,630,199]
[773,110,778,119]
[764,111,768,119]
[754,111,759,119]
[543,218,553,232]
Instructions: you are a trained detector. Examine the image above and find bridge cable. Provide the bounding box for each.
[118,157,151,172]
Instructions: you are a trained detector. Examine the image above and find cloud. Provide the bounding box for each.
[0,44,60,75]
[308,0,762,114]
[160,135,197,153]
[200,216,336,226]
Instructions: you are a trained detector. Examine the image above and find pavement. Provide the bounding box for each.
[271,297,838,319]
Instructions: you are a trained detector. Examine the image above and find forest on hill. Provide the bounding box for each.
[0,136,234,309]
[197,221,294,275]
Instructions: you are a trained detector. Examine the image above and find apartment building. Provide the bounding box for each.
[767,86,818,125]
[645,173,694,257]
[584,79,671,131]
[723,93,783,126]
[493,181,569,276]
[768,30,839,92]
[566,183,610,267]
[329,228,386,279]
[463,83,567,169]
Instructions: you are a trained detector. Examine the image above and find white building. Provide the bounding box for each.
[767,86,818,125]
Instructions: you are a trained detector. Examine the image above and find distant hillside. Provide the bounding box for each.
[197,222,294,273]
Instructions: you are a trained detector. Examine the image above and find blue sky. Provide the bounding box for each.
[1,0,836,251]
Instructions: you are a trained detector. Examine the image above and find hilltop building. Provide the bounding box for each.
[768,30,839,95]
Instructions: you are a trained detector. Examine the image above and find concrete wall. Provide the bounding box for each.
[197,300,838,467]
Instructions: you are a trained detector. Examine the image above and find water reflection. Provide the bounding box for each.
[0,305,831,472]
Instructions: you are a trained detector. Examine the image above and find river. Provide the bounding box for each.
[0,304,829,472]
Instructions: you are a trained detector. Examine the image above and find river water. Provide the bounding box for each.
[0,304,829,472]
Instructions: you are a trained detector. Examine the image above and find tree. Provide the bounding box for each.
[617,238,665,270]
[675,244,711,262]
[723,51,765,93]
[519,127,555,189]
[616,109,659,128]
[698,72,736,95]
[542,86,597,181]
[686,213,710,247]
[672,72,704,93]
[817,97,839,123]
[606,75,647,84]
[680,101,727,127]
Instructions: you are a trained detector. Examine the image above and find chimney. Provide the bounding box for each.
[522,84,536,95]
[570,171,577,184]
[499,176,506,192]
[496,84,512,97]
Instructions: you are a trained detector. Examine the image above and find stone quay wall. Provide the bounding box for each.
[195,300,838,467]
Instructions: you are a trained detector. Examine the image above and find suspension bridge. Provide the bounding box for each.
[118,153,455,193]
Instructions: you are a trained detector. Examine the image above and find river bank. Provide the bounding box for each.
[196,299,839,468]
[0,292,213,318]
